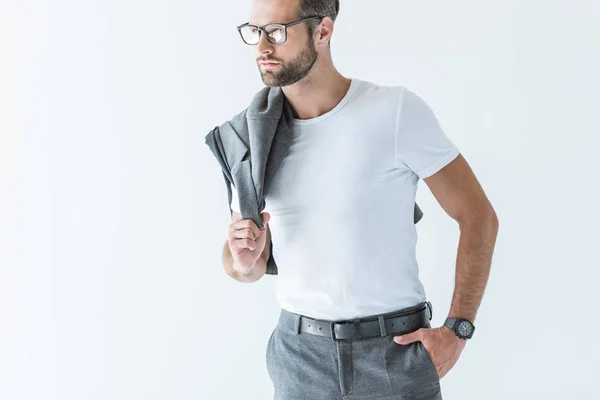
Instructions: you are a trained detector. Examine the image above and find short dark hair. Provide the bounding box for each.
[296,0,340,45]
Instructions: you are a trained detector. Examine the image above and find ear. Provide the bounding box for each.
[315,16,334,45]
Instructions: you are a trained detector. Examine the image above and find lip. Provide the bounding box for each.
[260,62,280,68]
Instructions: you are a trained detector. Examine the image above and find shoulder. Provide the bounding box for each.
[353,78,404,97]
[352,79,433,114]
[347,78,407,113]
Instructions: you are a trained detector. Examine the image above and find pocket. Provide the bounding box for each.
[265,326,277,381]
[418,341,440,381]
[384,336,441,398]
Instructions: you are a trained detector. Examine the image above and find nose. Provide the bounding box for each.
[256,30,274,57]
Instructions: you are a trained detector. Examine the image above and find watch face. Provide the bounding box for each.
[457,321,474,337]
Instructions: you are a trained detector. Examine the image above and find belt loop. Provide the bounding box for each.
[378,315,387,337]
[330,321,337,340]
[426,301,433,321]
[294,314,302,334]
[353,319,361,340]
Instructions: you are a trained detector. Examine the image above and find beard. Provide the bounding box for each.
[258,36,318,87]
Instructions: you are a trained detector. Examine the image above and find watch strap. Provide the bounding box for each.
[444,317,457,330]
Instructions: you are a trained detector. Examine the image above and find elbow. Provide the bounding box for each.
[458,205,499,236]
[488,207,499,235]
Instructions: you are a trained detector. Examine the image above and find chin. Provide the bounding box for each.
[260,75,278,87]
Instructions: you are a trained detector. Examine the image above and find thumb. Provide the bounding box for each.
[261,211,271,227]
[393,328,425,345]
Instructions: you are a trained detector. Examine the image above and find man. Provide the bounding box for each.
[220,0,499,398]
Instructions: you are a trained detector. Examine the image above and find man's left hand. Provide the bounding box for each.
[393,326,467,379]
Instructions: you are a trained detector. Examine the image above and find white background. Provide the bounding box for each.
[1,0,599,399]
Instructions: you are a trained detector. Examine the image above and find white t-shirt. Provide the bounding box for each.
[230,78,459,320]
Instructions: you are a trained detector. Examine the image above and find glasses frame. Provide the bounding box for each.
[236,15,324,45]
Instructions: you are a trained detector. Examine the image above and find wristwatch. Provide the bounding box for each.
[443,317,475,340]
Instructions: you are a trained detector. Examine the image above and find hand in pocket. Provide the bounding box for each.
[393,326,467,379]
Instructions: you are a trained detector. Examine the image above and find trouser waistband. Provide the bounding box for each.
[277,301,433,341]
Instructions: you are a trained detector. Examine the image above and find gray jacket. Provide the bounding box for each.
[205,85,424,275]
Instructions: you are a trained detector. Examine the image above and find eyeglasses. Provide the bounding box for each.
[236,16,324,45]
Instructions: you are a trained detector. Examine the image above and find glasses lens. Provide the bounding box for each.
[239,25,260,44]
[239,24,286,45]
[264,24,285,44]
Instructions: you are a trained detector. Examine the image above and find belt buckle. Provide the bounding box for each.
[330,319,361,341]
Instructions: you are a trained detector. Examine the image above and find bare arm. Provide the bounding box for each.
[423,154,499,323]
[222,210,271,283]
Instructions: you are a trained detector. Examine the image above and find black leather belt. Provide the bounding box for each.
[278,301,433,341]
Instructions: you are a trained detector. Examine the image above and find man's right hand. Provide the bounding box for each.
[227,211,271,275]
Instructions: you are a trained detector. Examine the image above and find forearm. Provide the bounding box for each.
[448,211,499,323]
[221,240,266,283]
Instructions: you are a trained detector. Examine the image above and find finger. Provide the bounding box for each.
[393,328,427,344]
[261,212,271,227]
[230,227,256,240]
[231,238,257,252]
[230,219,260,239]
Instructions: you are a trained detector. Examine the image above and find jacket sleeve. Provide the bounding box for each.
[223,170,234,218]
[265,236,278,275]
[224,166,278,275]
[414,203,423,224]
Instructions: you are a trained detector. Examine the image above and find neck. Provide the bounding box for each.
[281,64,351,121]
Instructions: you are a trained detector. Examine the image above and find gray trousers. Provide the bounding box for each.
[265,305,442,400]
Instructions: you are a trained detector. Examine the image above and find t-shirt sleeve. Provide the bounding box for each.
[395,87,460,179]
[230,184,240,213]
